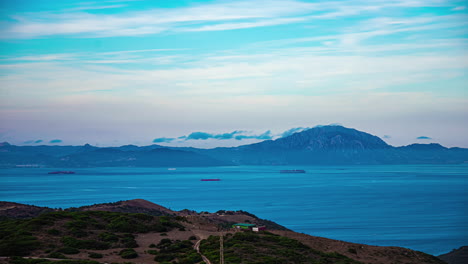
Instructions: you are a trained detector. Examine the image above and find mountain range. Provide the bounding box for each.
[1,125,467,167]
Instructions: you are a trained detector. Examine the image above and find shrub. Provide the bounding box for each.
[47,229,61,236]
[0,234,40,256]
[98,232,119,242]
[88,252,103,259]
[61,236,110,250]
[120,234,138,248]
[68,228,88,238]
[58,247,80,254]
[188,236,197,240]
[119,248,138,259]
[157,239,172,248]
[9,256,101,264]
[47,252,67,259]
[65,220,87,230]
[154,253,176,262]
[149,243,156,248]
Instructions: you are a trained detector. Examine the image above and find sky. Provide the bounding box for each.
[0,0,467,148]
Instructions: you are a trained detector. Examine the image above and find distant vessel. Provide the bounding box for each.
[168,168,177,171]
[280,170,306,173]
[200,179,221,181]
[48,171,75,174]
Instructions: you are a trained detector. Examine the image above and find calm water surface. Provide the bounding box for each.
[1,165,467,255]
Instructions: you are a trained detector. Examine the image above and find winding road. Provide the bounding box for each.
[194,239,212,264]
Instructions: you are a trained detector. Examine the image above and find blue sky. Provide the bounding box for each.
[0,0,467,148]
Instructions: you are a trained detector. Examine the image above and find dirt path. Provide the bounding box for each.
[194,239,212,264]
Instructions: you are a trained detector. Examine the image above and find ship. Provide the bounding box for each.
[280,170,306,173]
[48,171,75,174]
[200,179,221,181]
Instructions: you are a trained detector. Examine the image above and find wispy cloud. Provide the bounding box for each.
[452,6,466,11]
[67,4,128,11]
[153,137,175,143]
[154,130,274,143]
[417,136,432,140]
[280,127,309,138]
[234,130,273,140]
[1,0,458,39]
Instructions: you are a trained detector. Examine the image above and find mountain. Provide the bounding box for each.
[1,125,467,167]
[0,199,446,264]
[242,125,391,151]
[0,144,230,168]
[197,126,468,165]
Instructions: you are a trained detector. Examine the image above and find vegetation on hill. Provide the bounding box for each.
[200,231,364,264]
[0,200,450,264]
[0,210,184,257]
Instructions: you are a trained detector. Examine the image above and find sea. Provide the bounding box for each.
[1,164,467,256]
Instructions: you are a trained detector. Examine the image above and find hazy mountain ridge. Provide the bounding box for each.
[1,125,467,167]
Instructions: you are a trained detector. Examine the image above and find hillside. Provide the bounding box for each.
[438,246,468,264]
[0,199,447,264]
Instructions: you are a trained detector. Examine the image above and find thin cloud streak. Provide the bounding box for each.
[1,0,457,38]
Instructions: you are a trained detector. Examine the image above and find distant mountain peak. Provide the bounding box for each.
[399,143,447,150]
[248,125,390,151]
[0,142,11,147]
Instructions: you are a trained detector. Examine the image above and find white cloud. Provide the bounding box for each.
[67,4,128,11]
[0,0,460,38]
[452,6,466,11]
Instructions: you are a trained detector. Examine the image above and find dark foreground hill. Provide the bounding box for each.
[1,125,468,167]
[438,246,468,264]
[0,199,447,264]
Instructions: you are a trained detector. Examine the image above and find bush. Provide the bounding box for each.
[47,229,61,236]
[68,228,88,238]
[0,234,40,256]
[120,233,138,248]
[61,236,110,250]
[188,236,197,240]
[47,252,67,259]
[88,252,103,259]
[9,256,101,264]
[149,243,156,248]
[58,247,80,254]
[98,232,119,242]
[154,253,176,262]
[119,248,138,259]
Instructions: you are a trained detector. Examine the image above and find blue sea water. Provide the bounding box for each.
[0,165,467,255]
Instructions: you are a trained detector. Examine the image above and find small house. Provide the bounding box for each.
[232,223,266,232]
[252,226,266,232]
[232,223,256,230]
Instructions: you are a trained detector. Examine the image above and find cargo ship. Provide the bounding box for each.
[200,179,221,181]
[280,170,306,173]
[48,171,75,174]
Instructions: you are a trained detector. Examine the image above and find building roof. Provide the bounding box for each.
[232,223,256,227]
